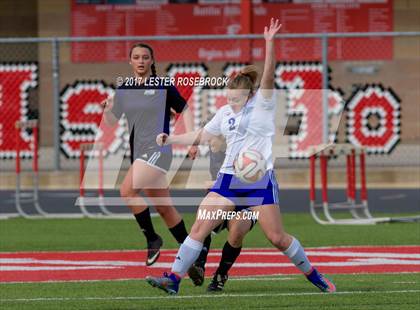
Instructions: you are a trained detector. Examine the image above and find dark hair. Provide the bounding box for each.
[129,43,157,76]
[227,65,258,93]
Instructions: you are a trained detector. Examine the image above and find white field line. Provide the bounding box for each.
[0,245,418,254]
[0,276,297,285]
[1,290,420,303]
[392,281,417,284]
[2,258,420,271]
[229,277,294,281]
[179,251,420,259]
[2,250,420,266]
[0,272,418,284]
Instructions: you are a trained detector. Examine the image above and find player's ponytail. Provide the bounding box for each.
[129,43,157,76]
[227,65,258,93]
[150,63,157,76]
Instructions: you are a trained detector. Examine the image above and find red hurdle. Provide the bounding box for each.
[308,143,382,225]
[78,142,132,219]
[12,120,83,219]
[78,142,108,217]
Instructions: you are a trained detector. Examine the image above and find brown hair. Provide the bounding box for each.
[129,43,157,76]
[227,65,258,93]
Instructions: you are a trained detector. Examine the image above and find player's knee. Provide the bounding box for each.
[154,205,170,216]
[227,233,243,248]
[189,221,203,238]
[119,185,136,198]
[267,232,289,251]
[189,220,209,241]
[227,226,246,247]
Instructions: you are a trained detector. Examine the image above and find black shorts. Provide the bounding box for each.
[133,147,172,173]
[212,214,257,235]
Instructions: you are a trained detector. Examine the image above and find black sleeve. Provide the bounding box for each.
[167,85,187,113]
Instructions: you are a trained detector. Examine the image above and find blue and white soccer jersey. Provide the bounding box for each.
[204,89,280,210]
[204,89,276,175]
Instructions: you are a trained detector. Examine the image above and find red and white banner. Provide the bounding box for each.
[71,1,393,63]
[0,62,403,159]
[276,62,344,158]
[60,81,127,158]
[346,84,401,154]
[0,63,38,159]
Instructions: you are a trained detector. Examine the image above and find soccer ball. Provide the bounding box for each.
[234,149,267,183]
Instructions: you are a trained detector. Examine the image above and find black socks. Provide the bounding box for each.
[134,208,158,243]
[169,219,189,244]
[216,241,242,275]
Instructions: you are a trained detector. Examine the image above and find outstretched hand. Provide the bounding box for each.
[101,95,114,113]
[187,145,198,160]
[156,133,169,146]
[264,18,282,41]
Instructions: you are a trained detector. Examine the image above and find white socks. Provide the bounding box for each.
[283,237,313,274]
[171,236,203,277]
[171,236,312,278]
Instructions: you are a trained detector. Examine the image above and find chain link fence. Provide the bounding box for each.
[0,33,419,176]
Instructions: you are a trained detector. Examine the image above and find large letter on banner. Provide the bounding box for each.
[275,62,344,158]
[60,80,126,158]
[346,84,401,154]
[0,63,37,158]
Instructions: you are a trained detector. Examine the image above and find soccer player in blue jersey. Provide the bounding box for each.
[187,133,257,291]
[146,19,336,294]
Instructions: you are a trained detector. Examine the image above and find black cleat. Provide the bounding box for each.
[207,273,228,292]
[146,235,163,266]
[187,264,205,286]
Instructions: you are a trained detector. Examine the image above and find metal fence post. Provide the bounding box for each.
[52,38,61,170]
[322,34,329,144]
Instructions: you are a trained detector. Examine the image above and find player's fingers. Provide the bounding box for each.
[161,134,168,145]
[156,134,164,146]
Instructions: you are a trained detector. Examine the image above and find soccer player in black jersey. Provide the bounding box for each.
[103,43,198,266]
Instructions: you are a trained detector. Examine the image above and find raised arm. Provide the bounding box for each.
[260,18,282,98]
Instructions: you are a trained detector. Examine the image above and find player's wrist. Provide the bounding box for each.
[165,135,174,145]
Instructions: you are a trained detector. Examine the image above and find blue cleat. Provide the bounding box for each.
[305,268,336,293]
[146,272,180,295]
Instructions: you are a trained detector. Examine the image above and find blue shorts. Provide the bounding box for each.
[209,170,280,211]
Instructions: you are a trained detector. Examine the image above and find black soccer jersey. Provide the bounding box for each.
[111,77,187,163]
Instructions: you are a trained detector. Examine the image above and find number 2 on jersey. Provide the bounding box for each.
[228,117,235,131]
